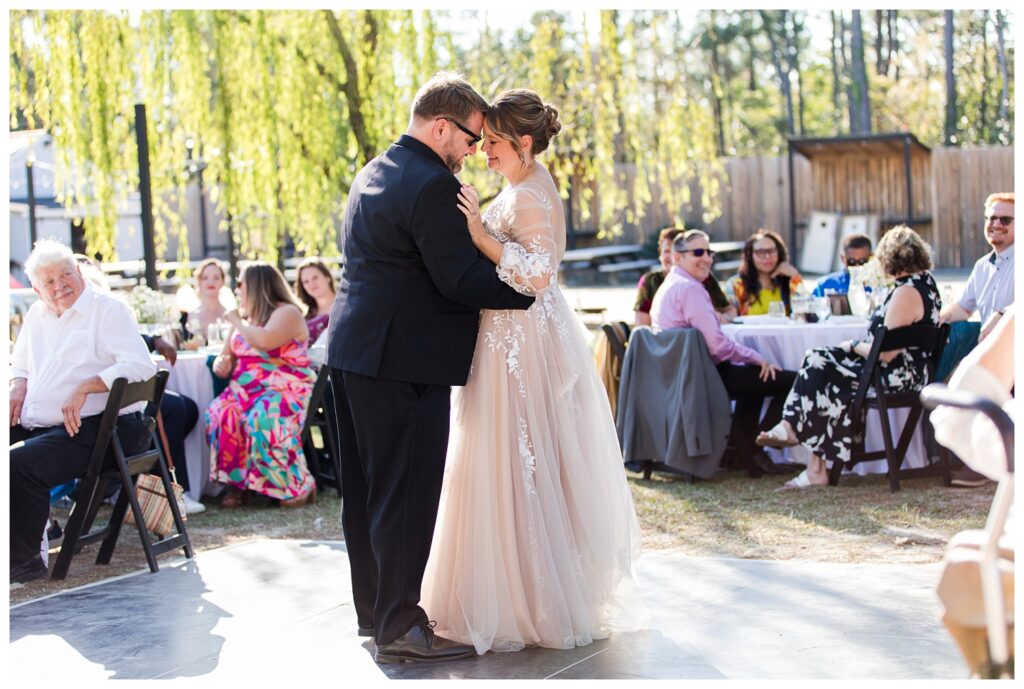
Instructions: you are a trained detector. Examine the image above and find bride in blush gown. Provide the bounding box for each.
[420,89,646,654]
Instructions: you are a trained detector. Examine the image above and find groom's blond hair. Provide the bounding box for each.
[410,71,488,124]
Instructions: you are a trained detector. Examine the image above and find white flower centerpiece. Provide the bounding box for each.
[128,285,172,336]
[848,257,894,316]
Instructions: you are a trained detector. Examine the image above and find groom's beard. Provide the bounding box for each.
[441,141,464,174]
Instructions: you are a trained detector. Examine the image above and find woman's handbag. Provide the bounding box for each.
[125,411,187,537]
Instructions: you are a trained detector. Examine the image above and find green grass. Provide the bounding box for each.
[628,469,995,562]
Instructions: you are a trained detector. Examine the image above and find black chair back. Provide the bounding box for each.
[301,366,342,496]
[601,324,627,360]
[834,322,952,492]
[849,324,948,424]
[50,370,193,579]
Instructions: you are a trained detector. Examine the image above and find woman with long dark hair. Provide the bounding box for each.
[293,258,337,342]
[726,229,804,316]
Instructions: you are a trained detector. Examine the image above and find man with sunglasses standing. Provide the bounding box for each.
[938,192,1014,488]
[326,72,534,663]
[811,233,873,297]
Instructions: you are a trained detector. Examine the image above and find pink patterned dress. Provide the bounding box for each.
[206,333,316,500]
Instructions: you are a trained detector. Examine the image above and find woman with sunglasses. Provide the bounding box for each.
[650,230,797,477]
[726,229,805,316]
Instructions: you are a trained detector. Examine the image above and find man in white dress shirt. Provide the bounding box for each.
[9,239,156,583]
[938,192,1015,488]
[940,192,1015,340]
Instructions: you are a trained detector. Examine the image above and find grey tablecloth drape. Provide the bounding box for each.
[616,326,731,478]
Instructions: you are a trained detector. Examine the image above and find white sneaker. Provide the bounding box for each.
[182,494,206,514]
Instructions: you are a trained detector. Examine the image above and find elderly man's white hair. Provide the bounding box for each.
[24,238,76,286]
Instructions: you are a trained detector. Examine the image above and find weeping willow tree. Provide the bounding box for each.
[10,9,431,264]
[10,9,727,260]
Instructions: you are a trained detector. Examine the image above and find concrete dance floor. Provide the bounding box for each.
[8,539,966,680]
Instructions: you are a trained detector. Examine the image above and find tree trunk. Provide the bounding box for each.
[886,11,897,79]
[847,10,871,134]
[323,10,376,167]
[708,11,726,157]
[892,10,901,80]
[943,10,957,145]
[745,32,757,91]
[831,11,843,133]
[786,13,805,135]
[874,10,885,75]
[979,11,989,139]
[995,10,1010,138]
[762,10,795,136]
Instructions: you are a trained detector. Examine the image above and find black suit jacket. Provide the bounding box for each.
[327,135,535,386]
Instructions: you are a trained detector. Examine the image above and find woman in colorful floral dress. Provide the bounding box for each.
[207,262,316,508]
[756,226,942,489]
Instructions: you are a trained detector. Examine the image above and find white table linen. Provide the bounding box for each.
[721,317,928,475]
[155,349,219,501]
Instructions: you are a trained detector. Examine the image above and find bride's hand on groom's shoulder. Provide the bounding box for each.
[457,184,485,241]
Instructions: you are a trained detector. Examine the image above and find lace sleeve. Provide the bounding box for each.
[495,185,557,296]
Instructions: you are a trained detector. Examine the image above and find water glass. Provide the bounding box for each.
[812,296,832,322]
[207,322,224,346]
[789,296,809,322]
[768,301,787,318]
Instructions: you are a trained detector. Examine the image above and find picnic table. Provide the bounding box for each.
[562,244,644,266]
[708,240,744,274]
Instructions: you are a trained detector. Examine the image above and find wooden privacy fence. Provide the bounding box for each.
[593,145,1012,270]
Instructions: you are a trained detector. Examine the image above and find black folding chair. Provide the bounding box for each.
[828,323,952,492]
[301,366,342,497]
[50,370,193,580]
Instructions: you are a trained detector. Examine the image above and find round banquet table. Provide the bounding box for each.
[154,349,219,501]
[721,316,928,475]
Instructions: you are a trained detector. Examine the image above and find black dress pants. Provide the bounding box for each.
[330,368,451,645]
[716,363,798,460]
[9,413,151,569]
[160,390,199,491]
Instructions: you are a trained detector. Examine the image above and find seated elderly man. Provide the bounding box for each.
[650,229,797,477]
[9,239,156,583]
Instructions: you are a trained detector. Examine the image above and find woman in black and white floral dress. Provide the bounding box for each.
[756,225,942,489]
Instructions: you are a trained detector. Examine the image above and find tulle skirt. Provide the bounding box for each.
[421,285,646,653]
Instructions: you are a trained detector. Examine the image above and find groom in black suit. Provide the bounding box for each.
[327,72,534,664]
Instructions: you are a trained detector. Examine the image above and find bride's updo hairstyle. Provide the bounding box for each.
[486,89,562,163]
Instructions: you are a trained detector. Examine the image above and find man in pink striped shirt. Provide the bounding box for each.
[651,230,796,477]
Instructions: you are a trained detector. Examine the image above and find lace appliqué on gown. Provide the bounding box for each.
[422,167,646,655]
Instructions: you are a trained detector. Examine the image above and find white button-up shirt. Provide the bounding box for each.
[10,284,157,430]
[959,245,1015,324]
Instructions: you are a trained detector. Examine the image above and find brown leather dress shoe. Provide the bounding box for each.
[374,623,475,664]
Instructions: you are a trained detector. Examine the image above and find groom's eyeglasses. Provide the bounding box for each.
[675,248,716,258]
[442,117,482,147]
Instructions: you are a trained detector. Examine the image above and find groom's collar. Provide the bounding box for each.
[396,134,448,171]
